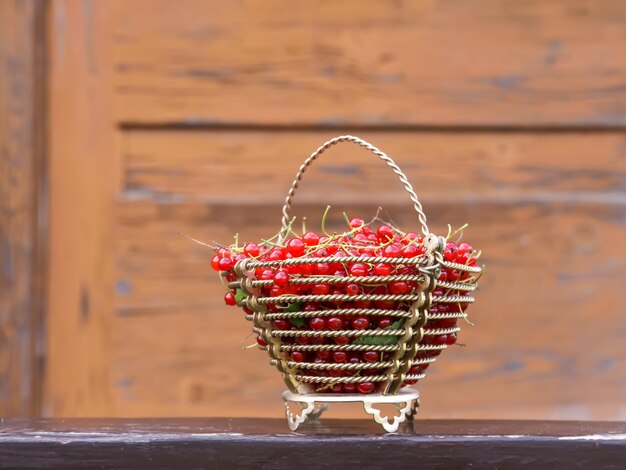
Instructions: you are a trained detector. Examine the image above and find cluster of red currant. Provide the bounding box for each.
[212,218,479,394]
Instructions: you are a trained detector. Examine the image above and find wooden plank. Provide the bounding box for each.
[123,130,626,203]
[108,0,626,126]
[1,418,625,469]
[45,0,121,416]
[111,200,626,419]
[0,0,47,417]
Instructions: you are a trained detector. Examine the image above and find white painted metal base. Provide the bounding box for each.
[282,388,419,433]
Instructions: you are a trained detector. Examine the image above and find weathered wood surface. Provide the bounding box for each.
[46,0,119,416]
[124,129,626,202]
[109,0,626,126]
[40,0,626,421]
[0,419,625,469]
[0,0,46,417]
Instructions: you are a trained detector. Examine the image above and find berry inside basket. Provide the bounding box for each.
[211,136,483,395]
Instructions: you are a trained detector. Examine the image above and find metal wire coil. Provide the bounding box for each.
[230,136,482,395]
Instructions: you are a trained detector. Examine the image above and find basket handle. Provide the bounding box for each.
[279,135,429,241]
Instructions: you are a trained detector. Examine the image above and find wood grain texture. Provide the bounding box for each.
[45,0,121,416]
[124,130,626,203]
[109,0,626,127]
[0,0,46,417]
[112,199,626,419]
[41,0,626,422]
[0,418,625,470]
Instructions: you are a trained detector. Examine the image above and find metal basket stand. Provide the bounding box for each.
[282,387,420,432]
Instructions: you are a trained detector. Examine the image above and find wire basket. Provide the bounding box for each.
[223,135,482,431]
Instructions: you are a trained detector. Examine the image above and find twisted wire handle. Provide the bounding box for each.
[280,135,429,240]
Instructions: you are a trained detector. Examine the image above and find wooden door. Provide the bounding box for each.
[11,0,626,418]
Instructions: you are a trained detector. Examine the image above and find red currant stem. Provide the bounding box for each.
[301,217,307,236]
[260,238,284,248]
[342,211,351,227]
[445,224,453,241]
[284,216,301,240]
[461,312,474,326]
[234,232,240,250]
[470,264,486,283]
[218,272,230,289]
[452,222,469,237]
[178,231,218,250]
[380,219,406,238]
[321,205,332,237]
[242,343,258,350]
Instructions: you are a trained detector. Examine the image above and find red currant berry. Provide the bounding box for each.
[257,269,273,280]
[434,318,457,328]
[317,350,331,360]
[343,383,356,393]
[286,238,306,257]
[373,263,392,276]
[378,317,392,329]
[256,336,267,347]
[349,263,368,276]
[345,283,359,295]
[444,243,459,262]
[402,244,420,258]
[458,242,473,254]
[349,218,365,230]
[335,336,350,345]
[434,334,448,345]
[446,332,458,345]
[383,245,401,257]
[332,351,347,362]
[268,248,287,261]
[313,263,331,275]
[352,316,370,330]
[295,334,310,345]
[291,351,306,362]
[363,351,379,362]
[273,319,290,330]
[309,317,326,331]
[357,382,375,394]
[312,283,330,295]
[211,255,220,271]
[224,292,237,306]
[375,299,396,309]
[273,270,290,287]
[389,281,409,295]
[327,317,343,331]
[377,225,394,242]
[217,257,234,271]
[243,243,260,257]
[270,285,284,297]
[329,384,343,393]
[302,232,320,246]
[403,232,418,244]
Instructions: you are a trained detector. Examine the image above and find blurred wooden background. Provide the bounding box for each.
[1,0,625,419]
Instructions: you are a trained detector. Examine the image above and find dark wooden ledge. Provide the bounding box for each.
[1,418,625,469]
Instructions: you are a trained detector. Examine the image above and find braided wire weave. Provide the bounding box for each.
[230,136,483,395]
[279,135,430,240]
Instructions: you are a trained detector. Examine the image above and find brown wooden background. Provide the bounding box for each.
[1,0,625,420]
